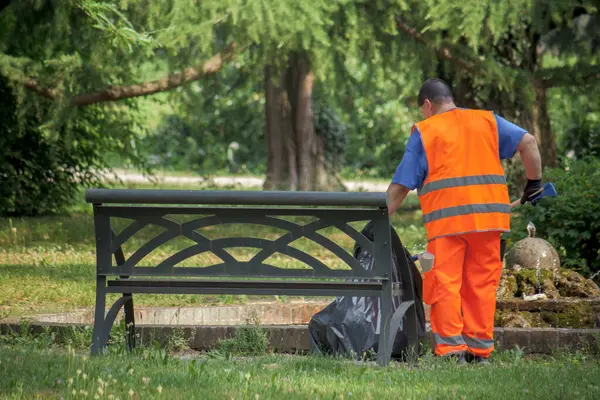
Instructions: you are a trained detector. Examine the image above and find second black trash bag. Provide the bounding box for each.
[308,220,426,360]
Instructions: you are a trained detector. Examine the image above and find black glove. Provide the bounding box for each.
[521,179,543,205]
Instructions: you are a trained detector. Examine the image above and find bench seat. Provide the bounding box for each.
[107,278,387,297]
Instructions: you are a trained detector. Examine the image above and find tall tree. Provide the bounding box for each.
[394,0,599,167]
[0,0,160,215]
[1,0,420,192]
[4,1,598,173]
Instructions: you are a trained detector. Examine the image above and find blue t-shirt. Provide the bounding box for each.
[391,113,527,190]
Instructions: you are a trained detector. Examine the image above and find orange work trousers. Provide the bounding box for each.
[422,231,503,358]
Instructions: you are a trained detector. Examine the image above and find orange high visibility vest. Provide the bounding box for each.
[415,109,510,241]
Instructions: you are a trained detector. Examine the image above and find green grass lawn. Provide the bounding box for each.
[1,344,599,399]
[0,181,426,318]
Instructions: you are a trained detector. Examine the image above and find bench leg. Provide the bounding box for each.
[123,293,136,351]
[386,301,416,362]
[402,305,420,363]
[91,276,107,355]
[376,280,393,367]
[401,252,421,363]
[91,281,136,354]
[92,295,136,354]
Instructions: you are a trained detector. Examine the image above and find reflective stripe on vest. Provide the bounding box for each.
[417,174,507,196]
[423,203,511,224]
[415,109,510,241]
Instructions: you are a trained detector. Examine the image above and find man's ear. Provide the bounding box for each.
[424,99,433,112]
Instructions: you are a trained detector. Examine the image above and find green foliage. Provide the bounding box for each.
[313,101,348,173]
[141,65,266,174]
[419,0,596,63]
[0,0,156,104]
[563,117,600,159]
[0,81,79,215]
[0,321,93,350]
[494,346,525,364]
[503,158,527,201]
[1,0,598,198]
[550,87,600,159]
[322,61,421,179]
[0,1,154,215]
[413,0,599,169]
[180,66,266,174]
[510,157,600,276]
[0,77,89,216]
[142,114,197,170]
[548,87,600,158]
[74,0,159,53]
[142,0,413,77]
[542,13,600,63]
[0,77,147,216]
[217,313,270,357]
[132,0,423,178]
[166,328,191,352]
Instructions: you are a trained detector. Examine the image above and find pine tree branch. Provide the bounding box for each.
[19,43,236,106]
[396,18,600,89]
[537,64,600,88]
[395,19,484,76]
[23,77,59,100]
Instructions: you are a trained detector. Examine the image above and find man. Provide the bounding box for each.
[387,78,542,364]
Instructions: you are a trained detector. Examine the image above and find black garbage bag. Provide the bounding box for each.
[308,221,426,360]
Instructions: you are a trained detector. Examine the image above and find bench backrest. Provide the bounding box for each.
[86,189,394,281]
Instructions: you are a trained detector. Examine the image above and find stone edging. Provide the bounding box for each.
[2,322,599,355]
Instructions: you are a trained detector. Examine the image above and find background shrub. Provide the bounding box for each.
[509,157,600,277]
[0,77,145,217]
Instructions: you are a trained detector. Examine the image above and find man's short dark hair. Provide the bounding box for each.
[418,78,454,106]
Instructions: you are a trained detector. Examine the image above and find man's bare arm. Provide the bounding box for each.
[517,133,542,180]
[387,183,411,216]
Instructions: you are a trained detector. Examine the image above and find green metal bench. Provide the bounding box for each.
[86,188,419,365]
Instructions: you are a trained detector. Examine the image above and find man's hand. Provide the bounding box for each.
[521,179,543,205]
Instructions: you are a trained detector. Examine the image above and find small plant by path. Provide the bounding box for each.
[213,311,271,359]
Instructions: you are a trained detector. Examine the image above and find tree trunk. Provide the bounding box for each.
[263,54,341,192]
[314,134,330,190]
[531,79,558,168]
[263,66,295,190]
[291,55,316,191]
[264,66,285,190]
[285,99,299,191]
